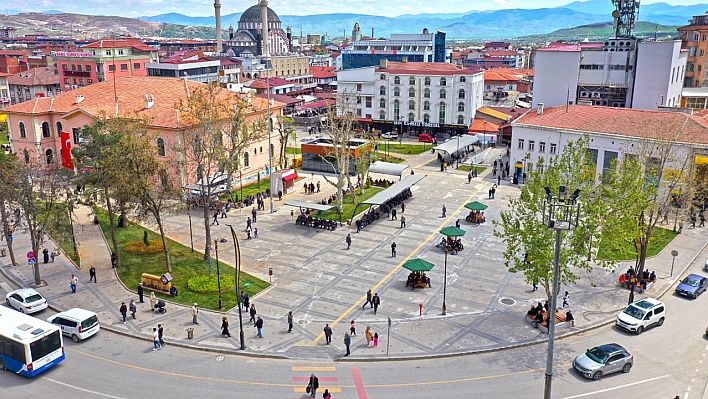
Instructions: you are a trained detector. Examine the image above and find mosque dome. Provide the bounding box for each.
[238,4,281,24]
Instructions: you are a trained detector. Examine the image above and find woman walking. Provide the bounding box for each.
[221,316,232,338]
[365,326,373,347]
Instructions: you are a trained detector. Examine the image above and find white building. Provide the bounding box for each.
[337,60,484,136]
[509,104,708,182]
[533,40,687,110]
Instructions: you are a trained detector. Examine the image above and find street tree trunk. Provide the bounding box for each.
[104,189,121,268]
[0,199,18,266]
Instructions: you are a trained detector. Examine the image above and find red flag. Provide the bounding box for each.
[60,131,74,169]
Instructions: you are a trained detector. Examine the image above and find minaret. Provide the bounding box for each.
[214,0,222,53]
[259,0,270,58]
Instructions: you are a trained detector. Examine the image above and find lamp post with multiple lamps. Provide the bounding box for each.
[214,239,223,310]
[227,225,246,350]
[542,186,581,399]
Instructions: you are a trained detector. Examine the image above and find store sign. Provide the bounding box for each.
[54,51,93,58]
[371,50,398,55]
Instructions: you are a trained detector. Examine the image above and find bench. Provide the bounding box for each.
[618,278,656,293]
[524,311,570,334]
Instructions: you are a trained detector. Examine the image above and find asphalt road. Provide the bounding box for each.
[3,245,708,399]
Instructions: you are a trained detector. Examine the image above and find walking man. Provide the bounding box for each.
[70,274,78,293]
[344,333,351,356]
[192,303,199,325]
[468,172,472,183]
[158,324,165,346]
[246,226,252,240]
[256,316,264,338]
[252,207,257,223]
[401,201,405,213]
[316,181,321,193]
[249,304,257,325]
[111,252,117,268]
[287,311,293,333]
[119,302,127,323]
[442,205,446,218]
[89,265,97,283]
[363,289,373,309]
[391,242,397,258]
[400,215,406,228]
[372,293,381,315]
[324,324,333,345]
[307,374,319,398]
[129,298,137,319]
[152,328,161,350]
[212,210,219,225]
[247,217,252,229]
[346,234,352,250]
[562,291,570,307]
[138,283,144,303]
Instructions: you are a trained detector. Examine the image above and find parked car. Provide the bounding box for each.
[675,274,708,299]
[47,308,100,343]
[704,257,708,272]
[615,298,665,334]
[418,133,434,143]
[573,343,633,380]
[5,288,48,314]
[381,131,398,140]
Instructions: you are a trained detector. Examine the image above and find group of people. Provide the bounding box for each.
[406,272,431,289]
[295,214,338,230]
[437,237,464,253]
[304,181,320,195]
[526,301,575,328]
[370,178,396,188]
[618,268,656,293]
[318,193,338,205]
[465,211,486,224]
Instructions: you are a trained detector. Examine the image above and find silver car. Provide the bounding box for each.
[573,343,633,380]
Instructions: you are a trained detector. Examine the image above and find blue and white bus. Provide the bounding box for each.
[0,308,65,377]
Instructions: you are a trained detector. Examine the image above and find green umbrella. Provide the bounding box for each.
[439,226,466,237]
[464,201,488,211]
[402,258,435,272]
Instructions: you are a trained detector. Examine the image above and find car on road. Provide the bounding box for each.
[615,298,665,334]
[573,343,633,380]
[675,274,708,299]
[381,131,398,140]
[418,133,435,143]
[47,308,100,343]
[5,288,48,314]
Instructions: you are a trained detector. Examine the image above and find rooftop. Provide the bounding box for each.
[7,67,60,87]
[82,37,156,53]
[377,61,481,76]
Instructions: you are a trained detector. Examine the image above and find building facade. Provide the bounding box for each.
[678,12,708,87]
[339,29,447,70]
[7,67,61,104]
[224,4,290,57]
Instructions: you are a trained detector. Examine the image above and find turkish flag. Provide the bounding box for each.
[60,131,74,169]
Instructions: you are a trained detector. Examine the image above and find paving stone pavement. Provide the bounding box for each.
[1,148,707,361]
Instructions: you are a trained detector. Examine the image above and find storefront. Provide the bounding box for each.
[370,120,469,138]
[271,169,299,195]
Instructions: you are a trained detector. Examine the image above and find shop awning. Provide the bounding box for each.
[283,173,298,182]
[433,135,479,155]
[368,161,410,177]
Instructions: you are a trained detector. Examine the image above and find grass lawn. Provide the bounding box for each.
[95,208,269,311]
[0,134,8,145]
[457,165,487,174]
[371,152,405,164]
[41,203,80,267]
[376,143,429,155]
[219,177,272,203]
[285,147,302,155]
[596,227,679,261]
[315,186,384,221]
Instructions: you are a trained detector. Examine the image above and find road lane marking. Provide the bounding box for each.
[294,387,342,393]
[352,367,369,399]
[46,378,129,399]
[291,366,336,372]
[558,374,670,399]
[293,377,339,382]
[311,182,489,343]
[0,281,11,292]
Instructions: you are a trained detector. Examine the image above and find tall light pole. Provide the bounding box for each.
[266,66,274,214]
[442,248,448,315]
[214,239,222,310]
[542,186,581,399]
[456,134,460,168]
[187,209,194,252]
[227,225,246,350]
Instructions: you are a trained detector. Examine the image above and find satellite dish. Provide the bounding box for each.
[612,10,620,18]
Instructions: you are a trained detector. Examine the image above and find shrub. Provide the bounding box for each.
[187,275,234,293]
[124,240,164,255]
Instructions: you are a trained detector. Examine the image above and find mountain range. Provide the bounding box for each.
[137,0,704,39]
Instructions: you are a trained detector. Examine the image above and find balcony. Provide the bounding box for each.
[63,70,91,77]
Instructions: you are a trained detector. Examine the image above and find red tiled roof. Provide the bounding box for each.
[0,50,32,57]
[250,77,294,89]
[299,98,335,109]
[378,62,481,76]
[310,66,336,79]
[469,118,501,132]
[485,50,520,57]
[256,93,304,105]
[514,105,708,145]
[82,38,155,52]
[7,67,60,86]
[484,70,522,82]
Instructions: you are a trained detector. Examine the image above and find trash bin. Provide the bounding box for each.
[186,328,194,339]
[1,248,6,257]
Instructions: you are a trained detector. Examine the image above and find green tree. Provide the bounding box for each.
[0,151,19,266]
[493,135,613,303]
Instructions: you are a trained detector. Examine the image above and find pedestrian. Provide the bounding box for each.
[42,248,49,264]
[345,233,352,250]
[400,215,406,228]
[497,175,501,186]
[152,328,161,350]
[562,291,569,307]
[244,293,250,310]
[350,320,356,336]
[287,311,293,333]
[69,274,78,293]
[89,265,97,283]
[119,302,127,323]
[138,283,144,303]
[565,310,575,327]
[324,324,333,345]
[468,172,472,183]
[220,205,227,218]
[111,252,117,268]
[129,298,137,319]
[323,389,331,399]
[365,326,373,346]
[256,316,264,338]
[455,219,460,229]
[247,217,252,229]
[246,225,252,239]
[391,208,397,220]
[391,242,397,258]
[491,186,496,199]
[316,181,320,193]
[344,333,351,356]
[488,187,493,199]
[355,219,361,233]
[254,228,258,238]
[212,209,219,225]
[158,324,165,346]
[373,332,379,347]
[251,207,257,223]
[221,316,231,337]
[701,213,706,227]
[249,304,257,325]
[442,205,446,217]
[401,201,405,213]
[532,279,538,292]
[50,251,55,262]
[372,293,381,315]
[363,289,373,308]
[192,303,199,325]
[307,374,319,398]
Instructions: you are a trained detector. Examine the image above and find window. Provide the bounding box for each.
[408,113,414,122]
[72,127,80,144]
[120,64,128,71]
[379,111,386,119]
[243,152,250,167]
[423,113,430,123]
[409,76,415,85]
[439,102,446,124]
[394,87,400,97]
[108,65,116,72]
[424,88,430,98]
[379,86,386,95]
[42,122,51,138]
[458,89,465,99]
[424,101,430,111]
[409,88,415,97]
[105,50,112,56]
[379,98,386,108]
[457,115,464,124]
[408,100,415,110]
[528,140,535,151]
[394,76,400,84]
[64,78,70,84]
[440,89,446,99]
[18,122,26,138]
[56,122,63,134]
[87,79,93,84]
[550,143,557,154]
[393,100,400,121]
[380,74,386,80]
[701,49,705,57]
[118,49,124,55]
[460,76,466,82]
[157,138,166,156]
[365,97,372,108]
[253,148,257,155]
[518,139,525,149]
[440,78,447,86]
[85,65,91,72]
[539,142,546,152]
[62,64,68,70]
[133,63,140,70]
[356,83,362,91]
[260,146,263,154]
[23,149,29,164]
[458,102,464,112]
[45,149,53,164]
[424,77,430,86]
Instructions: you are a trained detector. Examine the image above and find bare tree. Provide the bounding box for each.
[275,114,295,169]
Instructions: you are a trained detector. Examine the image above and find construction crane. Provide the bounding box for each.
[612,0,640,38]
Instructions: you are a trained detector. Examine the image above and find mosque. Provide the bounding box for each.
[224,1,292,58]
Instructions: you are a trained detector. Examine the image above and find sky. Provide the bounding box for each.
[9,0,704,18]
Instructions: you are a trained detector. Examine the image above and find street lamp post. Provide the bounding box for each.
[266,62,274,214]
[542,186,581,399]
[456,134,460,168]
[227,225,246,350]
[670,250,678,277]
[187,209,194,252]
[442,248,448,315]
[214,239,223,310]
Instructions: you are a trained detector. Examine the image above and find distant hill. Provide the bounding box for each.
[516,21,680,43]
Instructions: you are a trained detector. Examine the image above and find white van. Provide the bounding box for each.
[47,308,100,342]
[615,298,665,335]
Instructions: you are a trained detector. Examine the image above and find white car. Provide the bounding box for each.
[615,298,665,334]
[48,308,100,342]
[5,288,48,314]
[381,132,398,140]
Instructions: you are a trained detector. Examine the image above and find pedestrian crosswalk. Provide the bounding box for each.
[291,365,342,396]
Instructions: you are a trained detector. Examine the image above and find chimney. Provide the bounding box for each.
[75,95,84,104]
[537,103,544,115]
[144,94,155,110]
[380,58,388,68]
